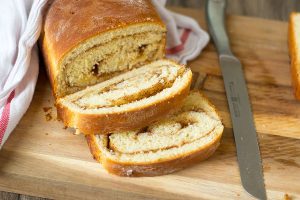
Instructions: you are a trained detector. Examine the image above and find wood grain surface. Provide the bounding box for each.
[167,0,300,21]
[1,7,300,200]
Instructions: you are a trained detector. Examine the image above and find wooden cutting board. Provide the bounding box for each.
[1,7,300,200]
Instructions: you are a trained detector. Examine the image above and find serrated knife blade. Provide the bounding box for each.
[205,0,267,199]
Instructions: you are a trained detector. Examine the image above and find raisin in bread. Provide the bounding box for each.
[58,60,192,135]
[41,0,166,98]
[86,91,224,176]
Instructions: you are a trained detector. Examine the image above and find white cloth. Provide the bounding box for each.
[0,0,47,149]
[0,0,209,149]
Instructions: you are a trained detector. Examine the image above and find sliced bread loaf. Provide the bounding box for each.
[42,0,166,98]
[58,60,192,135]
[86,91,224,176]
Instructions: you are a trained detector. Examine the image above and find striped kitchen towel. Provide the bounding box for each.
[152,0,209,63]
[0,0,209,149]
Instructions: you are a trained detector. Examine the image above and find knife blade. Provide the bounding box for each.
[205,0,267,199]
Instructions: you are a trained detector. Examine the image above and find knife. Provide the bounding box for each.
[205,0,267,199]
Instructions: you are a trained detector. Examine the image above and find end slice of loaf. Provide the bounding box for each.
[86,91,224,177]
[58,60,192,135]
[289,13,300,99]
[42,0,166,98]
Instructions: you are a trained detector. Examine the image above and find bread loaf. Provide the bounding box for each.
[42,0,166,98]
[58,60,192,135]
[86,91,224,176]
[289,13,300,99]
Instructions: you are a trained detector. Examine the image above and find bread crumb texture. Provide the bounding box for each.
[96,91,223,164]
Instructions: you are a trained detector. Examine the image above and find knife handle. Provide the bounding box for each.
[206,0,233,56]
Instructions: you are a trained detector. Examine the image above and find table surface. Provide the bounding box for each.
[0,0,300,200]
[167,0,300,21]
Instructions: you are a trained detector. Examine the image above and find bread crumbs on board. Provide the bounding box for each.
[43,106,53,121]
[284,193,292,200]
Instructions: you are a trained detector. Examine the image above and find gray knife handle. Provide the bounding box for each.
[206,0,233,56]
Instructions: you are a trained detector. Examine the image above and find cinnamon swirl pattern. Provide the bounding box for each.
[58,60,192,135]
[42,0,166,98]
[86,91,224,176]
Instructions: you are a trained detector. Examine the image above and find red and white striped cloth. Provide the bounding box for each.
[0,0,209,149]
[153,0,209,62]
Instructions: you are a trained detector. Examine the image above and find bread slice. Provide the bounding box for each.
[86,91,224,176]
[58,60,192,135]
[289,13,300,99]
[41,0,166,98]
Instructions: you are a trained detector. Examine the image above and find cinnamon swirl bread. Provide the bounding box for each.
[86,91,224,176]
[42,0,166,98]
[58,60,192,135]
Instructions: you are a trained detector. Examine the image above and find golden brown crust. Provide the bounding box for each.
[41,31,58,99]
[289,13,300,100]
[85,125,222,177]
[103,133,221,177]
[85,90,223,176]
[57,76,192,134]
[41,0,166,99]
[86,134,102,162]
[44,0,164,63]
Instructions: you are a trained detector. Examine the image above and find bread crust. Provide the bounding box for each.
[57,73,192,134]
[289,13,300,99]
[41,0,166,98]
[85,91,224,176]
[86,131,222,177]
[86,132,221,177]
